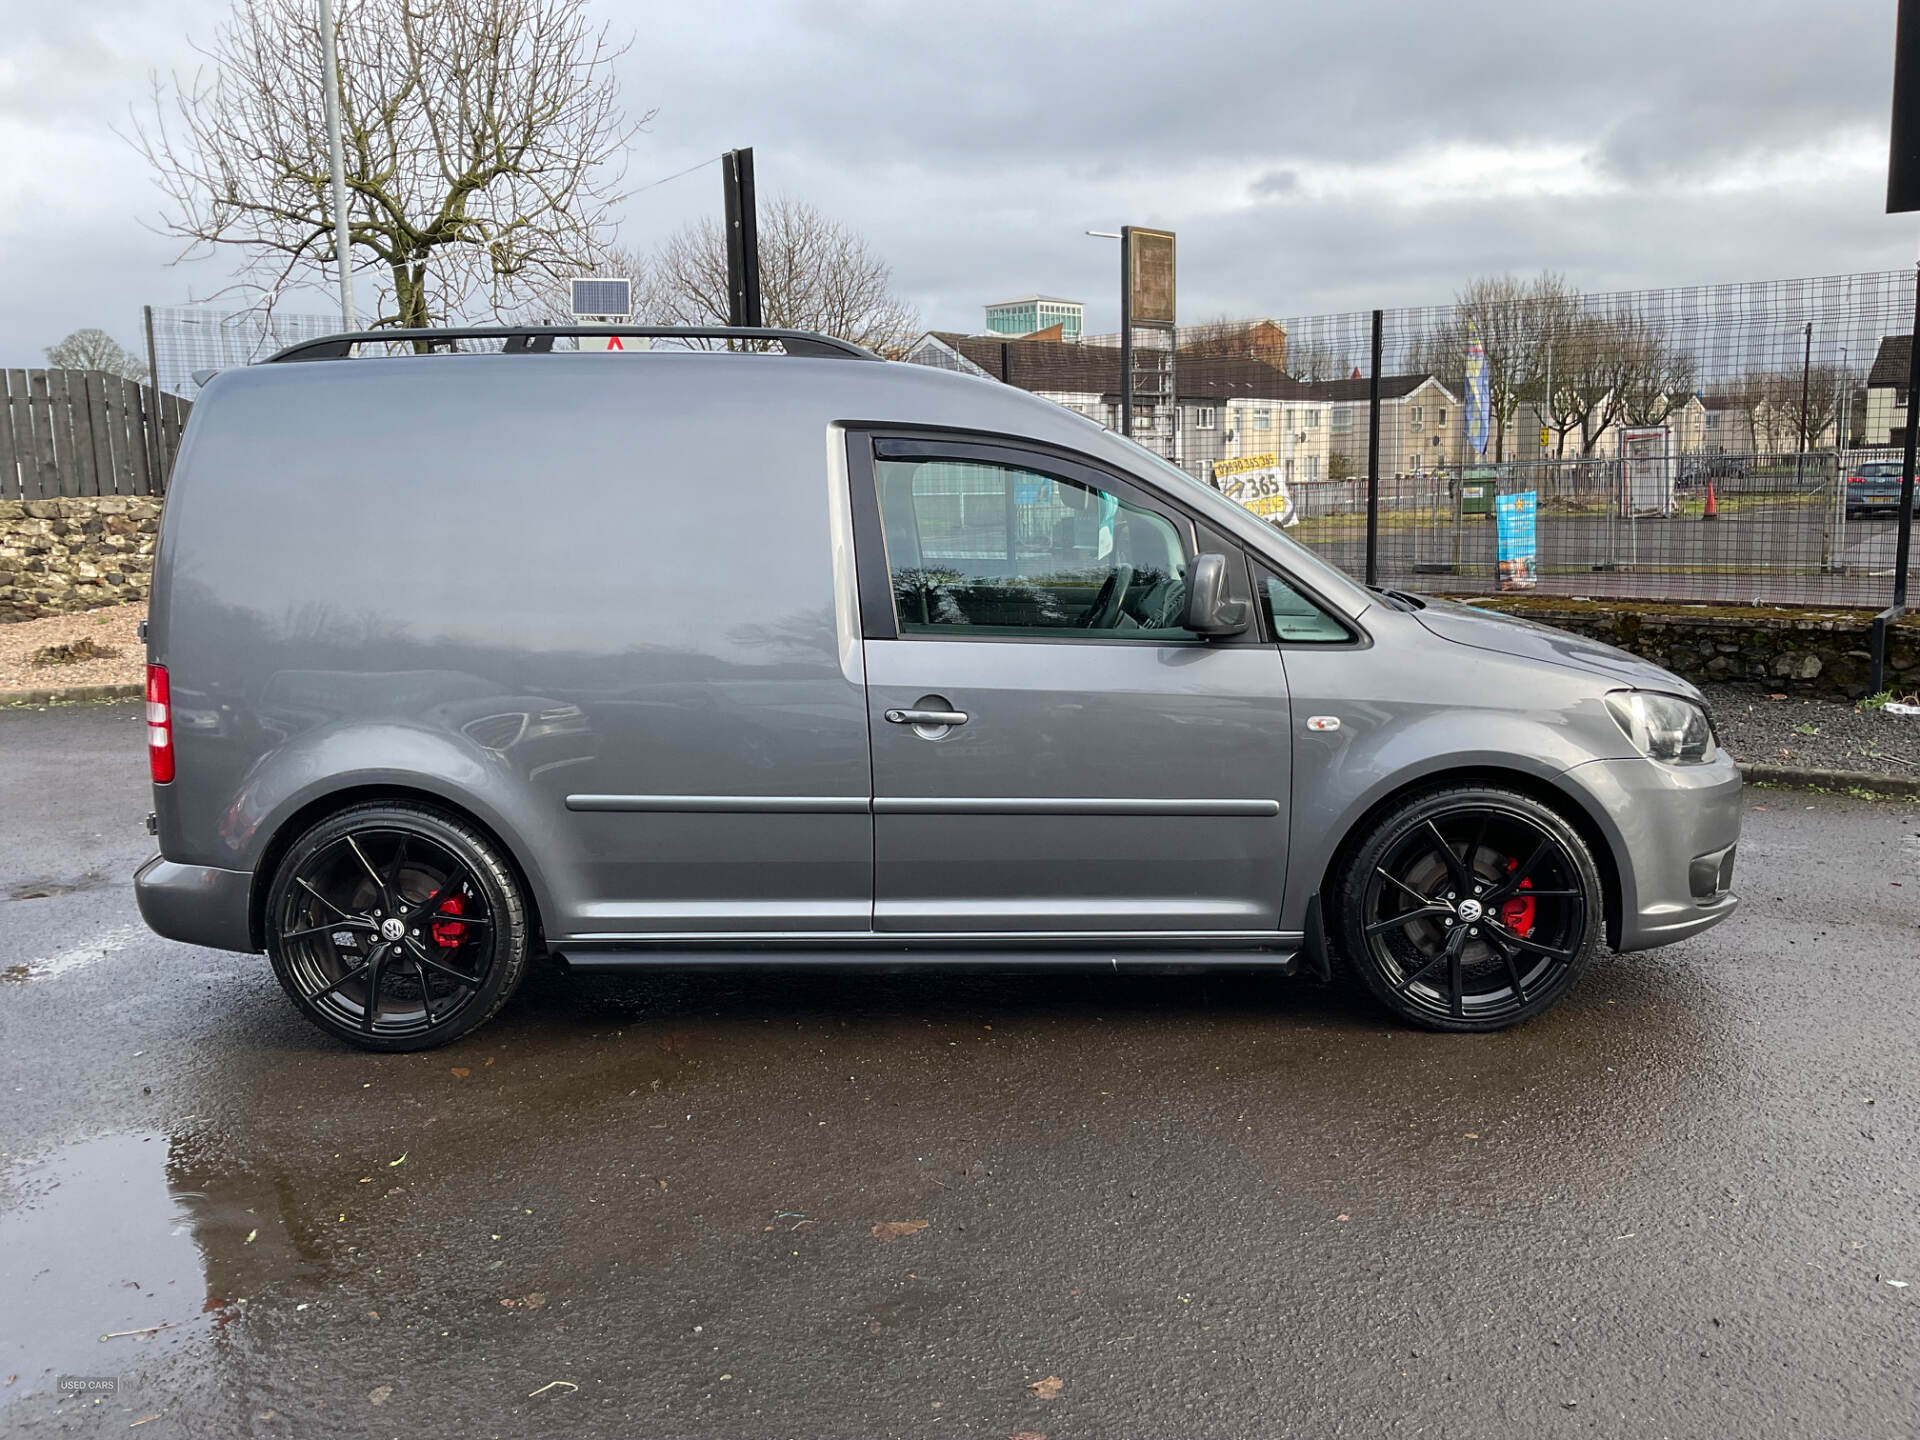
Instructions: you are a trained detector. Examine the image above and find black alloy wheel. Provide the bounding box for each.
[265,803,530,1051]
[1335,787,1604,1032]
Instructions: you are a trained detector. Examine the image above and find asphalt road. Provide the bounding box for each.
[3,701,1917,1438]
[1299,504,1908,607]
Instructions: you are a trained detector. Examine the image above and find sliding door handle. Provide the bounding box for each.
[885,707,968,727]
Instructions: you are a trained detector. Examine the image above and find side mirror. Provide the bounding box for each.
[1182,552,1251,637]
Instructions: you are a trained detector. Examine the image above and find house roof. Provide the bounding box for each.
[926,333,1307,402]
[985,294,1082,309]
[1299,374,1451,403]
[1868,334,1911,389]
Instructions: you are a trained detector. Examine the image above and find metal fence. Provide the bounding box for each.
[145,304,343,398]
[911,268,1918,609]
[0,369,188,500]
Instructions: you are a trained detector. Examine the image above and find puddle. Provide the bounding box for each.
[0,1134,210,1402]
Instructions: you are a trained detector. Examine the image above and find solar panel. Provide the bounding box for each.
[570,277,632,318]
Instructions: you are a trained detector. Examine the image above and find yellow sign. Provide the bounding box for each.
[1539,427,1551,451]
[1212,452,1279,479]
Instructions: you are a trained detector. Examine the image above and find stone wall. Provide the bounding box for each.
[0,498,161,623]
[1464,596,1920,700]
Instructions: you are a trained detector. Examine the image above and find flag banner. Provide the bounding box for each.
[1465,323,1491,456]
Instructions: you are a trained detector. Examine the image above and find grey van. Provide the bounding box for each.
[134,325,1741,1051]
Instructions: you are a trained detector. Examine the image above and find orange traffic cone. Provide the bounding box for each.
[1702,481,1718,521]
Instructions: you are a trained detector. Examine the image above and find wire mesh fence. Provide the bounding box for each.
[909,268,1918,610]
[146,305,345,398]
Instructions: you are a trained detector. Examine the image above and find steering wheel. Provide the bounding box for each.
[1078,563,1135,629]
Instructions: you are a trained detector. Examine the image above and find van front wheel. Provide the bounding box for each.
[264,803,531,1052]
[1333,787,1604,1032]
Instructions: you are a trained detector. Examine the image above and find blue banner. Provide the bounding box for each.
[1495,490,1537,590]
[1464,323,1491,456]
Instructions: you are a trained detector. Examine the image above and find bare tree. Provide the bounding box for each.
[1615,313,1699,428]
[639,198,920,355]
[1407,273,1578,460]
[44,329,148,382]
[133,0,646,331]
[1749,367,1841,452]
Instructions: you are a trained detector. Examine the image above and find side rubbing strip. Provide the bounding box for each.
[566,795,1280,817]
[566,795,870,814]
[871,797,1280,817]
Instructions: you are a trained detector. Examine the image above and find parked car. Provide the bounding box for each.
[135,326,1742,1050]
[1845,461,1909,518]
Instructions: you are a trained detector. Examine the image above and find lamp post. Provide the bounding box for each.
[319,0,356,329]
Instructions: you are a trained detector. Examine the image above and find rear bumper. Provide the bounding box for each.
[133,854,257,953]
[1562,753,1744,953]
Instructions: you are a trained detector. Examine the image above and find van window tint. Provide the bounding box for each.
[1262,572,1350,643]
[876,458,1192,638]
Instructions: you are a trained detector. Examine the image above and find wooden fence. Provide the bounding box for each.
[0,369,191,501]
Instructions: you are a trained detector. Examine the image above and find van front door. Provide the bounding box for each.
[852,437,1292,938]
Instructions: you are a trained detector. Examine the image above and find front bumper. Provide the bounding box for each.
[134,854,258,953]
[1562,753,1744,953]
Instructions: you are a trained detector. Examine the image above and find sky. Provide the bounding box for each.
[0,0,1913,368]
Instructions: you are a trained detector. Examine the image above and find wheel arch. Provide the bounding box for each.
[248,782,550,953]
[1314,764,1626,952]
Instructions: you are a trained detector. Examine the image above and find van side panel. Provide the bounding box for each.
[151,355,874,940]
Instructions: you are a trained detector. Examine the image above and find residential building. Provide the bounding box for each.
[984,295,1084,342]
[1865,334,1911,447]
[901,331,1324,484]
[1301,374,1464,477]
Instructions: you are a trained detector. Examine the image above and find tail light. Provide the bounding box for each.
[146,664,174,784]
[1849,475,1865,485]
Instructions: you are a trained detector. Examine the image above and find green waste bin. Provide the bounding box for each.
[1460,478,1495,516]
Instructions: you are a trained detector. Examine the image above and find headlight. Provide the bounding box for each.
[1606,691,1716,765]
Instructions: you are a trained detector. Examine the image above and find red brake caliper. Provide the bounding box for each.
[430,892,468,948]
[1500,857,1535,937]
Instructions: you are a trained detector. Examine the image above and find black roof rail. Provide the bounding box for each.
[263,324,883,364]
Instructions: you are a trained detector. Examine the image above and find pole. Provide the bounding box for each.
[1118,226,1135,441]
[318,0,356,330]
[1795,320,1812,485]
[1366,310,1383,587]
[1868,263,1920,693]
[722,148,762,331]
[141,304,168,486]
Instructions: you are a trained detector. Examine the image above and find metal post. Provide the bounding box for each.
[318,0,356,329]
[1118,226,1135,441]
[141,304,167,486]
[1366,309,1383,587]
[1868,263,1920,693]
[722,148,762,330]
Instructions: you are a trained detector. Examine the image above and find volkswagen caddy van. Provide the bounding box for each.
[134,326,1741,1050]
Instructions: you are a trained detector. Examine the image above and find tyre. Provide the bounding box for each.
[1332,786,1604,1032]
[264,802,531,1051]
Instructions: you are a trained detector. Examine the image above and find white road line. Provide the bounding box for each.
[16,924,145,981]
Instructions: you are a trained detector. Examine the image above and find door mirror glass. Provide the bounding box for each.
[1180,552,1251,636]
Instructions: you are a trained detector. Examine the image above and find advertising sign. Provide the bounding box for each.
[1212,452,1296,527]
[1619,427,1675,514]
[1495,490,1538,590]
[1125,228,1177,326]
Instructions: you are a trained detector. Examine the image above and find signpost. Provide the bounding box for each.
[1119,227,1176,458]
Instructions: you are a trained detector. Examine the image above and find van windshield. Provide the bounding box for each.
[1105,430,1376,616]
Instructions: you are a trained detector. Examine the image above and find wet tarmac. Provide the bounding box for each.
[2,700,1917,1437]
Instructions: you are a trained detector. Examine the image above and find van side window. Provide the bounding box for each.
[1261,571,1351,643]
[875,458,1193,638]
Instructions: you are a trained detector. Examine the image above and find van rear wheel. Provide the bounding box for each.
[264,803,530,1052]
[1333,786,1603,1032]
